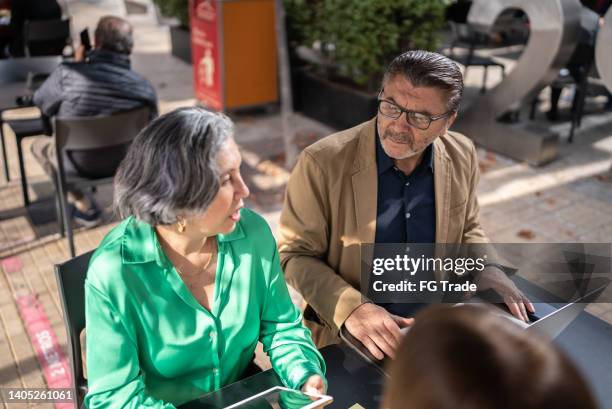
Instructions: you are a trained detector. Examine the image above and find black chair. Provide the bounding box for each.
[24,18,72,57]
[447,23,506,94]
[5,114,51,206]
[55,249,95,409]
[445,1,506,94]
[0,56,59,184]
[568,66,610,143]
[52,107,150,257]
[539,39,610,142]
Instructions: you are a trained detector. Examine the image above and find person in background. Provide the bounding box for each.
[84,107,326,408]
[31,15,158,227]
[0,0,12,57]
[548,0,612,120]
[382,305,599,409]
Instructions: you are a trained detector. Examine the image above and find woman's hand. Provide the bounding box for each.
[301,374,326,397]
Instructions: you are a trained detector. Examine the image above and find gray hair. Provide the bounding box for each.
[114,107,232,225]
[382,50,464,112]
[94,16,134,55]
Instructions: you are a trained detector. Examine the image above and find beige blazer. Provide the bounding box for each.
[278,118,489,346]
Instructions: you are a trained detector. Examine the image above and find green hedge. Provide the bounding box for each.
[153,0,189,27]
[285,0,447,91]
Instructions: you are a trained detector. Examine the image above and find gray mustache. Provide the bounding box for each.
[384,131,413,145]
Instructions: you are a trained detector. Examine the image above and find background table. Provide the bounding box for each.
[0,56,62,180]
[0,56,59,200]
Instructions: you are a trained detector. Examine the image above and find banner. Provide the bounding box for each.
[190,0,223,111]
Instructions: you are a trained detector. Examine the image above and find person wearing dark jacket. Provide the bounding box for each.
[32,15,158,227]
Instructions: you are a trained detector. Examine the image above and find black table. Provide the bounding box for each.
[0,56,60,86]
[181,343,385,409]
[180,305,612,409]
[0,56,59,198]
[512,276,612,408]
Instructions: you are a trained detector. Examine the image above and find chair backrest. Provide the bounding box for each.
[55,249,95,408]
[24,18,71,56]
[54,106,150,151]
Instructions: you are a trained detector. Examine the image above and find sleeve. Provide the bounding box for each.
[278,151,364,330]
[33,67,64,118]
[462,142,489,244]
[146,82,159,119]
[460,143,508,277]
[259,246,327,391]
[84,281,176,409]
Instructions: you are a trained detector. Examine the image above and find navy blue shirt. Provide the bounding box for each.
[374,135,436,244]
[374,134,436,317]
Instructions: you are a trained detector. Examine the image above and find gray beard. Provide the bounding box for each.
[381,129,435,160]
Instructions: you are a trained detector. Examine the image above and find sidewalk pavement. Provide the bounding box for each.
[0,0,610,404]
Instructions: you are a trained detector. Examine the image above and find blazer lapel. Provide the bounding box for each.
[352,119,378,245]
[433,136,452,244]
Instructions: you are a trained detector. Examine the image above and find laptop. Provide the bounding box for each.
[339,283,607,374]
[504,284,606,338]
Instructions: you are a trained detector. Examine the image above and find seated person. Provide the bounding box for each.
[278,50,533,360]
[382,305,598,409]
[548,3,612,120]
[84,107,326,408]
[31,15,158,227]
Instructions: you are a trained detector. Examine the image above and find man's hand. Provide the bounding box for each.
[344,303,414,360]
[301,375,326,397]
[475,266,535,322]
[74,44,86,62]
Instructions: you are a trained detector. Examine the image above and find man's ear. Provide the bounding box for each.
[445,111,458,132]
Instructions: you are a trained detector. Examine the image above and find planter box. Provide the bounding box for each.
[295,69,378,130]
[170,25,191,64]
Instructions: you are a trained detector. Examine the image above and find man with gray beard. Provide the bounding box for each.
[278,50,533,360]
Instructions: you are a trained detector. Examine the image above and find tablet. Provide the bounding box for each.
[224,386,333,409]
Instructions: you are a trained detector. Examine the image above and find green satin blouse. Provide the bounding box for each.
[84,208,325,408]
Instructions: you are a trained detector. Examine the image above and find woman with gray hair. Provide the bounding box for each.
[83,107,326,408]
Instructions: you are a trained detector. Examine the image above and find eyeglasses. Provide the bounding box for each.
[377,95,453,130]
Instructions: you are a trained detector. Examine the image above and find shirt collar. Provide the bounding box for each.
[87,49,131,68]
[375,127,435,175]
[121,215,246,265]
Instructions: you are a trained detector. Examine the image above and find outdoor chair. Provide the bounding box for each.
[5,114,51,206]
[53,107,150,257]
[567,63,610,143]
[444,2,506,94]
[24,18,72,57]
[54,249,95,409]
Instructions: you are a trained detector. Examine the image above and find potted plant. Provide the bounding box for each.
[285,0,447,130]
[153,0,191,63]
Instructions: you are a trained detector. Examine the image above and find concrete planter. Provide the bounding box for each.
[295,68,377,130]
[169,25,191,64]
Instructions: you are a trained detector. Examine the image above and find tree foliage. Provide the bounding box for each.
[153,0,189,27]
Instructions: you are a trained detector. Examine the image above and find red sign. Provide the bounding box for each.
[190,0,223,111]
